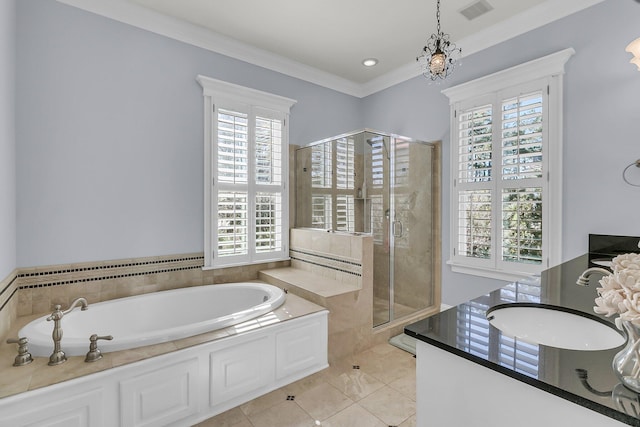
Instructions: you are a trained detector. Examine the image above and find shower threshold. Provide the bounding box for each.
[389,333,417,355]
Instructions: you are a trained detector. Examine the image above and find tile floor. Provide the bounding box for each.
[196,343,417,427]
[372,297,421,327]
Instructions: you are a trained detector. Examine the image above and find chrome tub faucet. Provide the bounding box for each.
[46,297,88,366]
[6,337,33,366]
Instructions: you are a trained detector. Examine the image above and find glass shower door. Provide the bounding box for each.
[294,129,437,328]
[369,132,435,327]
[391,138,435,322]
[365,132,392,327]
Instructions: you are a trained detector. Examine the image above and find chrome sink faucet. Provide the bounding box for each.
[46,297,88,366]
[576,267,611,286]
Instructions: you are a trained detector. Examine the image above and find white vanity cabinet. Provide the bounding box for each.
[0,310,328,427]
[416,341,626,427]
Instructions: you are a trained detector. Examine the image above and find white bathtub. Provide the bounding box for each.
[20,282,286,357]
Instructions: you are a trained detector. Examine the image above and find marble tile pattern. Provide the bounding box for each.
[196,343,417,427]
[5,253,288,317]
[0,293,324,399]
[263,229,439,365]
[290,249,362,277]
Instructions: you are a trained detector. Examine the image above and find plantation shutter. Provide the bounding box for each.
[455,100,495,268]
[213,105,288,265]
[452,79,549,275]
[198,74,295,269]
[217,108,250,258]
[217,109,249,184]
[444,49,572,279]
[498,90,544,267]
[254,114,284,256]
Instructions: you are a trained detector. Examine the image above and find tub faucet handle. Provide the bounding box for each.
[85,334,113,363]
[6,337,33,366]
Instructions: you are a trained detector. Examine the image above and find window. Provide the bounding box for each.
[443,48,574,280]
[197,75,296,268]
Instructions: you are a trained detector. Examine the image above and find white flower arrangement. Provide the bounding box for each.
[594,253,640,329]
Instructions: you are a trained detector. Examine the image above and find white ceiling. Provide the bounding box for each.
[58,0,605,96]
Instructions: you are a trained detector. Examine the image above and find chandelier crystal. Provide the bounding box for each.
[417,0,461,81]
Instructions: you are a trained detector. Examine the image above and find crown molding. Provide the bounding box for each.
[56,0,364,97]
[456,0,604,60]
[358,0,605,97]
[57,0,604,99]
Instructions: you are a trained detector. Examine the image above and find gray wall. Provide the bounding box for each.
[0,0,16,280]
[13,0,640,306]
[363,0,640,305]
[15,0,362,267]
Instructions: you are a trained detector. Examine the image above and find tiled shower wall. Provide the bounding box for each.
[290,228,365,289]
[0,254,289,340]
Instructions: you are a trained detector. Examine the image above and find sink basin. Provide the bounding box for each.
[487,304,625,351]
[592,258,613,268]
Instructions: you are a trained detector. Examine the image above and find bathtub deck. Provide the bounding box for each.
[0,292,326,399]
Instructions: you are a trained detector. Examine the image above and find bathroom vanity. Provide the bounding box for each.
[406,254,640,427]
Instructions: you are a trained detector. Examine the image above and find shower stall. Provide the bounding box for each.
[295,129,440,327]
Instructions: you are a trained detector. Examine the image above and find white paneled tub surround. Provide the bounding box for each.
[1,310,328,427]
[20,282,286,356]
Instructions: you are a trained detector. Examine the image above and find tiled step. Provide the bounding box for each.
[259,267,360,299]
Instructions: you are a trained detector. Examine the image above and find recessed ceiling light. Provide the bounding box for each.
[362,58,379,67]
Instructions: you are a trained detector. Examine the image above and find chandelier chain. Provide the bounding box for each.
[436,0,441,34]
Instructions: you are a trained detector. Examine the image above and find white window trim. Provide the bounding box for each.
[197,75,297,269]
[443,48,574,281]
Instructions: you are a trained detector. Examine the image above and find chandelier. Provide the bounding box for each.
[416,0,461,81]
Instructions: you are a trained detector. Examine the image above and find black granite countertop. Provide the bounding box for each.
[405,254,640,426]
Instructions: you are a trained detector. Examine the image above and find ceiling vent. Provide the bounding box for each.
[459,0,493,21]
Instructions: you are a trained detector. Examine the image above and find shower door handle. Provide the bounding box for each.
[393,220,403,238]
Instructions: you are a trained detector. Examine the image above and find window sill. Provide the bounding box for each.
[202,256,291,271]
[447,260,539,282]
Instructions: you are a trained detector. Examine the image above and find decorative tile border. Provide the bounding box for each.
[17,254,204,289]
[289,249,362,276]
[0,255,296,321]
[0,254,205,317]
